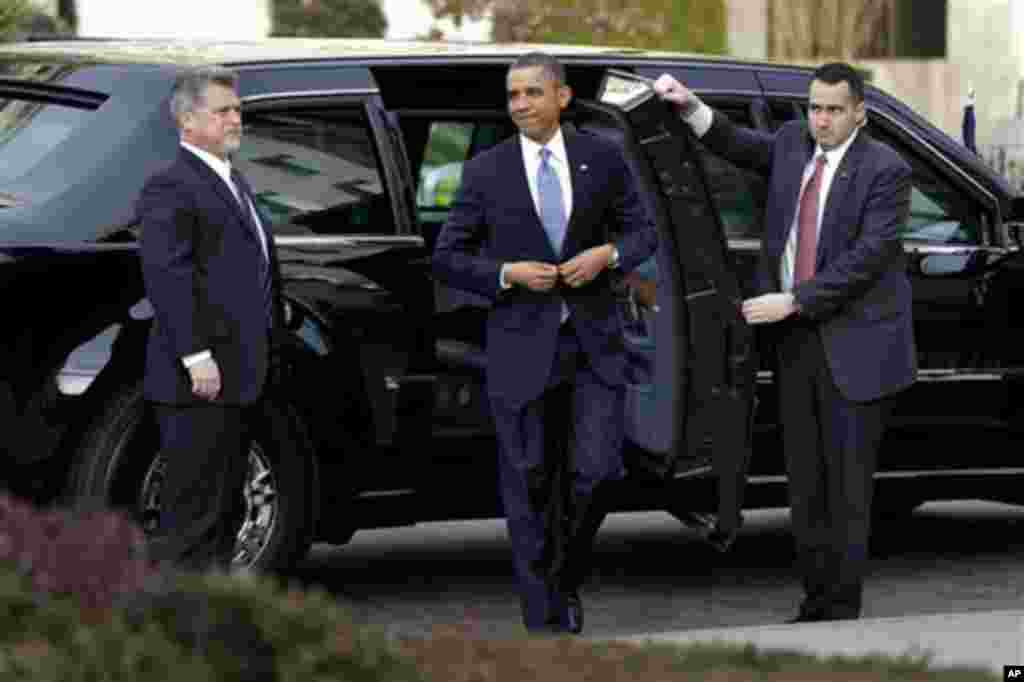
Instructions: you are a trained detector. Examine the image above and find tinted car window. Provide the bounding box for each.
[417,122,471,219]
[415,121,507,219]
[0,98,95,184]
[698,104,767,240]
[900,158,982,244]
[415,115,767,240]
[859,118,984,244]
[235,108,393,236]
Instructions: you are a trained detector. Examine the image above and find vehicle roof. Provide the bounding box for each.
[1,38,1011,207]
[0,37,800,70]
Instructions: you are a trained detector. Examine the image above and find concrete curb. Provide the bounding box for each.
[615,610,1024,673]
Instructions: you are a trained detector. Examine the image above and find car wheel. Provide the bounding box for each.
[67,382,313,572]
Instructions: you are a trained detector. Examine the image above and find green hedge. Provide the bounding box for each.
[0,492,421,681]
[0,567,423,681]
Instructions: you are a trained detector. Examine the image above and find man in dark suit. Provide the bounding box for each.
[655,62,916,622]
[432,53,656,634]
[138,66,281,570]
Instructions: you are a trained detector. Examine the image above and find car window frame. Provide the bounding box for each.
[239,92,416,244]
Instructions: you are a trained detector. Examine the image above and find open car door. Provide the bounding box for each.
[579,70,757,544]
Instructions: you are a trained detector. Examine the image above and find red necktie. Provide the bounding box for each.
[794,155,827,285]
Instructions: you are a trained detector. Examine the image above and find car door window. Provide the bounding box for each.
[898,161,981,244]
[869,128,984,245]
[695,103,767,240]
[0,96,99,184]
[417,122,472,220]
[863,113,984,244]
[235,107,394,236]
[415,121,507,217]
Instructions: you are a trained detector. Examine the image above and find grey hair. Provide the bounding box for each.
[169,66,239,128]
[510,52,565,86]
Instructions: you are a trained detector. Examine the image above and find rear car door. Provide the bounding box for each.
[235,69,432,491]
[590,71,758,536]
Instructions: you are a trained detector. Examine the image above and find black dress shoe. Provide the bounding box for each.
[786,604,831,623]
[563,591,584,634]
[827,611,861,621]
[786,612,825,624]
[787,609,860,624]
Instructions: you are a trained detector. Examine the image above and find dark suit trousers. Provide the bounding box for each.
[776,320,889,618]
[149,403,250,571]
[490,322,624,629]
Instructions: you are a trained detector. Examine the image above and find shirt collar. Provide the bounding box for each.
[814,124,860,169]
[520,127,568,166]
[181,140,233,178]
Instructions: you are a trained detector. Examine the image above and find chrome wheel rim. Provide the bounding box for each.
[138,443,278,567]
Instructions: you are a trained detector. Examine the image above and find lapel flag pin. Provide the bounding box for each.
[579,164,588,172]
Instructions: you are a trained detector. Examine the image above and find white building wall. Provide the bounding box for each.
[945,0,1024,152]
[77,0,272,39]
[726,0,767,60]
[73,0,488,42]
[381,0,490,40]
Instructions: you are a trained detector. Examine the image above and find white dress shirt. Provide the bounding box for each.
[499,130,572,289]
[179,141,270,368]
[684,102,861,291]
[180,141,269,261]
[520,128,573,221]
[778,128,859,292]
[498,129,619,288]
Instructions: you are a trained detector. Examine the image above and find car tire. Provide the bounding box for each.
[67,381,314,572]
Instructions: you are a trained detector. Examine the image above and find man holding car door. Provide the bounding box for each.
[655,62,916,622]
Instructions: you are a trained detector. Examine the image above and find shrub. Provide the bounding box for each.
[0,492,423,680]
[0,493,157,612]
[0,493,998,681]
[0,567,425,681]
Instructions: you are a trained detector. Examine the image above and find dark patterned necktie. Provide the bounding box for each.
[230,168,273,327]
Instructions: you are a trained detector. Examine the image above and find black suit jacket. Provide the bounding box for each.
[702,111,916,402]
[138,148,282,405]
[432,128,657,408]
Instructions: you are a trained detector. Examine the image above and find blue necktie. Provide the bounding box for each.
[537,147,567,256]
[537,147,570,323]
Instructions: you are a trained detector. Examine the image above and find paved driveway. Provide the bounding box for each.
[294,501,1024,641]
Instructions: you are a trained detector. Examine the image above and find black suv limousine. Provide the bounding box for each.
[0,39,1022,570]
